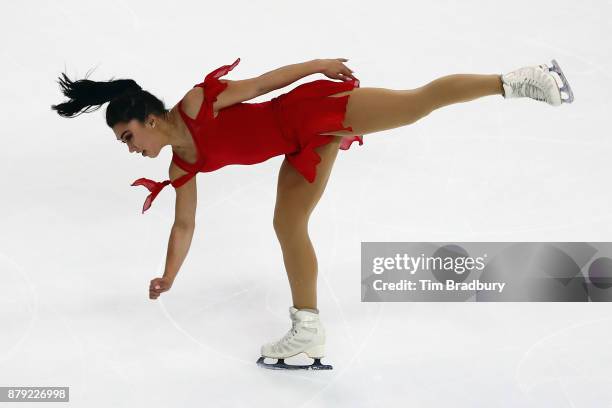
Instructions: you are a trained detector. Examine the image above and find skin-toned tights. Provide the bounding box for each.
[273,74,503,310]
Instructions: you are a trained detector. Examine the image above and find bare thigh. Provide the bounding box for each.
[274,137,343,222]
[318,87,431,137]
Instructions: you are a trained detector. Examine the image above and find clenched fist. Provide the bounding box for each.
[149,277,173,300]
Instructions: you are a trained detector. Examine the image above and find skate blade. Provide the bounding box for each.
[550,59,575,104]
[256,356,333,370]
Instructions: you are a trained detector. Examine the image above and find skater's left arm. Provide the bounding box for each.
[212,59,356,111]
[255,58,355,94]
[210,60,321,110]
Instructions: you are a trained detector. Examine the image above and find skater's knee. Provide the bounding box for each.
[273,211,308,240]
[417,82,449,112]
[398,86,436,120]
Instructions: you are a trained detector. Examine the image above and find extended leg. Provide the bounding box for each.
[320,74,504,137]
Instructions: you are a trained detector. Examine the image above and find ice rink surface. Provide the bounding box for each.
[1,0,611,406]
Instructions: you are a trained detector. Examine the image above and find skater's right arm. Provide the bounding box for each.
[161,162,197,284]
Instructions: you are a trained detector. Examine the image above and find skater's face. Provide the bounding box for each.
[112,117,162,158]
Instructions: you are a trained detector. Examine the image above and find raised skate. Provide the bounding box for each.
[501,59,575,106]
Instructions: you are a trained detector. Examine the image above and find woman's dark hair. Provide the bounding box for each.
[51,68,168,128]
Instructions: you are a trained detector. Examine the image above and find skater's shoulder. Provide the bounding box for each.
[180,88,206,121]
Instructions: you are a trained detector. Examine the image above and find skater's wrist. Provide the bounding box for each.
[161,273,176,284]
[312,59,325,73]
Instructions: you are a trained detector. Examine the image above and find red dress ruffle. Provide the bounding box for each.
[270,78,363,182]
[131,58,364,213]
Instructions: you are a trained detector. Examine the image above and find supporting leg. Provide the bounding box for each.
[273,218,319,310]
[272,139,342,310]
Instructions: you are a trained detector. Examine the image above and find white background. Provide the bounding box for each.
[1,0,611,406]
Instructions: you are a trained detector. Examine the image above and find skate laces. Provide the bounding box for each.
[274,313,318,350]
[521,78,547,102]
[274,315,299,349]
[510,69,548,102]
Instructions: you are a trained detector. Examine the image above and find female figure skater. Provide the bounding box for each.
[52,57,574,370]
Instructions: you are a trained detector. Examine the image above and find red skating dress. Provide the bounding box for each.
[131,58,364,213]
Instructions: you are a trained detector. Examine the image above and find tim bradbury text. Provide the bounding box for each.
[372,279,506,293]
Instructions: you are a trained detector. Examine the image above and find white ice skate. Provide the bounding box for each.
[257,306,332,370]
[501,59,574,106]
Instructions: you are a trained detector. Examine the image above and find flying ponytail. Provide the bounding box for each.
[51,68,168,129]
